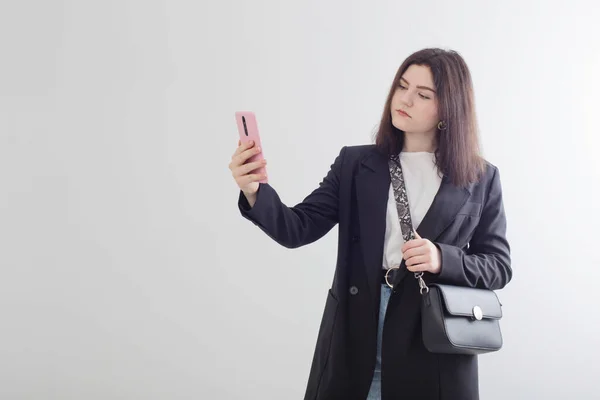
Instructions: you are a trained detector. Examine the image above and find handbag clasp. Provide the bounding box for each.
[472,306,483,321]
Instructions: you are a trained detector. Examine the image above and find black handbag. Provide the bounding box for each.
[387,154,504,355]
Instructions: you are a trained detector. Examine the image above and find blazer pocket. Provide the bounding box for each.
[457,201,482,217]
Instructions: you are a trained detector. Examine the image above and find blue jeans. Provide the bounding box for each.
[366,283,393,400]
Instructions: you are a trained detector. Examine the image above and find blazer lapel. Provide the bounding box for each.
[416,175,471,241]
[355,149,390,303]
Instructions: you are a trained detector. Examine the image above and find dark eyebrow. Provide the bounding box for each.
[400,77,436,93]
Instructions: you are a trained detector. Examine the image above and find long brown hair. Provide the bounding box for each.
[374,48,485,187]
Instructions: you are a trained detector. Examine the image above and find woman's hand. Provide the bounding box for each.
[229,140,268,206]
[402,230,442,274]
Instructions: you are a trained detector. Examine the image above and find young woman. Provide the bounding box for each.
[229,48,512,400]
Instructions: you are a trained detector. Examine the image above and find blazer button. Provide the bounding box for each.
[349,286,359,295]
[351,235,360,243]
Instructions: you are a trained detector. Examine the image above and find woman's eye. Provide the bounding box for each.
[419,93,431,100]
[398,84,407,90]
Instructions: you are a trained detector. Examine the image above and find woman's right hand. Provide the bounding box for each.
[229,140,268,199]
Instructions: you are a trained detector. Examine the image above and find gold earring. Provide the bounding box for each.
[437,121,447,131]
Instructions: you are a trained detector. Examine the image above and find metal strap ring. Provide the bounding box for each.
[384,266,400,288]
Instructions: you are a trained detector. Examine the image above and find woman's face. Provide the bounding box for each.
[390,64,440,135]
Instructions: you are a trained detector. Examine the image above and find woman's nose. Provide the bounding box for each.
[400,90,413,107]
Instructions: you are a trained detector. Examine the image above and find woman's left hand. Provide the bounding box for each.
[402,231,442,274]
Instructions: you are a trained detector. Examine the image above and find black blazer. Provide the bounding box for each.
[238,144,512,400]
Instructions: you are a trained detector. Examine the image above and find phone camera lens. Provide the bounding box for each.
[242,116,248,136]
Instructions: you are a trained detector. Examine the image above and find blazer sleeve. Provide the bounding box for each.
[237,146,346,249]
[434,166,512,290]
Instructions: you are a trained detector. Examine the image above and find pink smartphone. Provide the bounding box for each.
[235,111,268,184]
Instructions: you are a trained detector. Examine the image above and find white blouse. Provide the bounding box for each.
[382,152,443,269]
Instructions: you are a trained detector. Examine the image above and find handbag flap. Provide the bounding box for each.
[431,284,503,319]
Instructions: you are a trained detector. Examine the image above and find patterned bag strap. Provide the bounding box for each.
[388,154,429,294]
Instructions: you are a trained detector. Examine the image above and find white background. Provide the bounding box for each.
[1,1,599,399]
